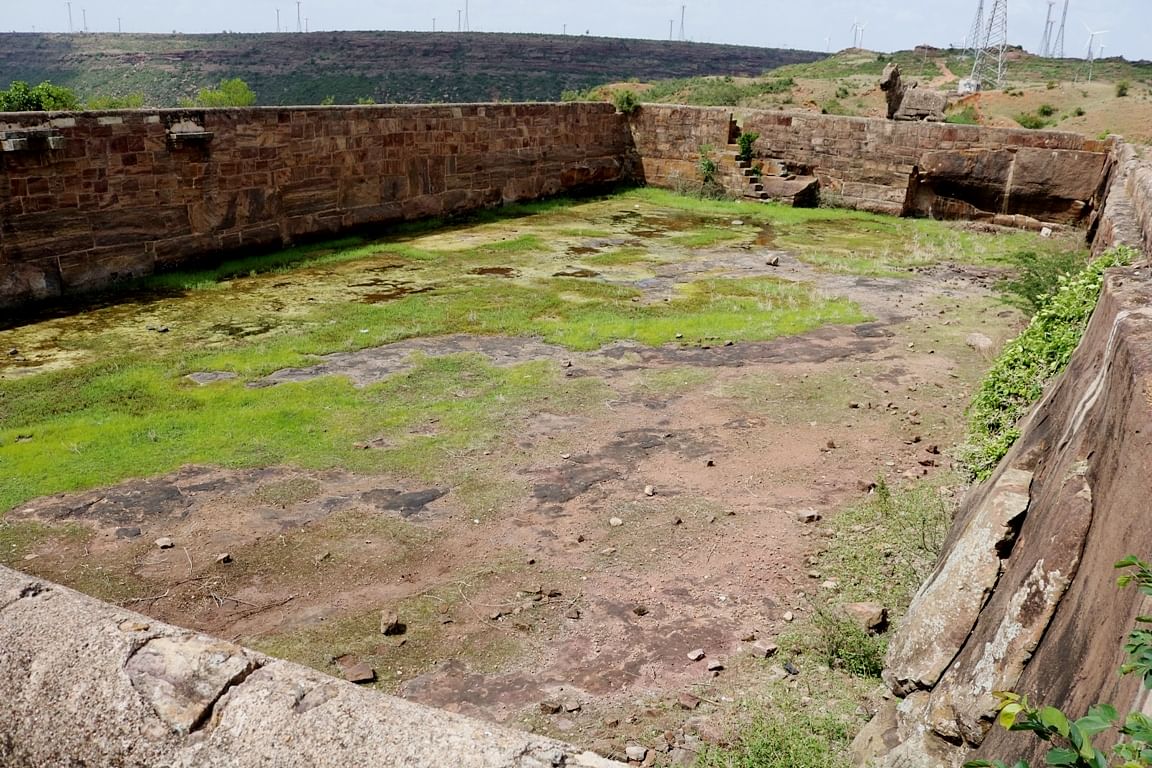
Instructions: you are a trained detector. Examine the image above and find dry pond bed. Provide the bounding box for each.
[0,188,1087,762]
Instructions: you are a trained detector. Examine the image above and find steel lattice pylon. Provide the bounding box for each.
[970,0,1009,89]
[966,0,985,57]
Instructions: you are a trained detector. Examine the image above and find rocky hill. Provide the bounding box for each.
[0,31,825,107]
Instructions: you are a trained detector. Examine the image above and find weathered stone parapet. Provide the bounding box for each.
[0,565,622,768]
[0,103,631,307]
[861,141,1152,767]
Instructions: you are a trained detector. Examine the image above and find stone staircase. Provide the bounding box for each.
[726,151,821,207]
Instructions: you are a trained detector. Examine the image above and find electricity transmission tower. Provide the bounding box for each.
[965,0,984,56]
[970,0,1008,90]
[1039,0,1054,56]
[1053,0,1069,58]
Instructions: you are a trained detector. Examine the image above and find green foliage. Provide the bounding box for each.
[997,249,1091,314]
[320,95,336,105]
[945,106,980,125]
[1073,106,1086,117]
[965,557,1152,768]
[612,89,639,115]
[737,131,760,163]
[1014,112,1051,130]
[697,708,855,768]
[0,80,80,111]
[959,246,1136,480]
[696,144,724,198]
[85,93,146,109]
[183,77,257,107]
[808,603,887,676]
[1116,80,1131,97]
[1037,103,1056,117]
[640,75,794,107]
[355,96,376,105]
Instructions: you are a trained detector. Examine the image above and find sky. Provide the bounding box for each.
[5,0,1150,61]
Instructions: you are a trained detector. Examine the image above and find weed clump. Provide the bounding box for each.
[959,246,1136,479]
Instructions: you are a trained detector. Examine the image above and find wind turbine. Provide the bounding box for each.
[1084,24,1107,81]
[851,20,867,49]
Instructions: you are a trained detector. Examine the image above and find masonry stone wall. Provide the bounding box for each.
[627,105,1112,219]
[0,103,629,306]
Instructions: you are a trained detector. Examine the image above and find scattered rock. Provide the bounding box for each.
[795,510,822,524]
[706,660,724,672]
[926,444,941,455]
[751,642,779,659]
[626,745,649,762]
[644,485,656,497]
[687,648,706,661]
[632,605,649,617]
[826,439,837,450]
[215,553,233,564]
[848,401,861,409]
[343,663,376,684]
[740,629,757,642]
[705,459,715,467]
[857,480,877,493]
[609,517,624,527]
[843,602,890,634]
[115,527,142,539]
[600,547,617,556]
[154,537,174,549]
[565,607,582,620]
[965,332,995,354]
[676,692,701,710]
[783,660,800,676]
[563,698,582,713]
[671,516,683,526]
[821,579,839,591]
[6,348,18,356]
[783,611,795,622]
[314,551,331,564]
[766,255,780,267]
[380,611,406,636]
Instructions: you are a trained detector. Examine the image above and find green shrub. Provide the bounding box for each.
[945,106,980,125]
[697,710,854,768]
[1117,80,1131,97]
[958,246,1135,479]
[182,77,257,108]
[612,89,639,115]
[86,93,146,109]
[997,249,1091,314]
[1014,112,1050,130]
[1037,103,1056,117]
[1073,106,1086,117]
[0,80,80,111]
[737,131,760,163]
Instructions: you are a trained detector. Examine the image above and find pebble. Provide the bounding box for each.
[539,700,563,714]
[380,611,406,636]
[783,661,800,676]
[644,485,656,497]
[563,698,582,713]
[626,746,649,762]
[783,611,795,622]
[676,692,701,710]
[795,510,822,524]
[687,648,706,661]
[154,537,174,549]
[766,255,780,267]
[215,553,233,564]
[609,517,624,527]
[565,607,582,620]
[671,516,683,526]
[343,663,376,684]
[752,642,779,659]
[705,459,715,467]
[632,605,649,617]
[706,660,724,672]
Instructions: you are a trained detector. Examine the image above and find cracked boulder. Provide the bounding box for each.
[126,636,259,735]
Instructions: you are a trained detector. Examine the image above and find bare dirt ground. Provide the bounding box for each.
[3,202,1031,760]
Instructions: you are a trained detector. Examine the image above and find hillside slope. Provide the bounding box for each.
[0,31,825,106]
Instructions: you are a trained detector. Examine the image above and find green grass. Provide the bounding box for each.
[0,354,606,512]
[697,693,857,768]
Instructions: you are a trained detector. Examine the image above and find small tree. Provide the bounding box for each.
[1116,80,1131,97]
[613,89,639,115]
[184,78,257,108]
[0,80,80,111]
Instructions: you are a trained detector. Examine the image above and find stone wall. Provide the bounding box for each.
[860,148,1152,768]
[0,103,629,306]
[627,105,1111,221]
[0,564,621,767]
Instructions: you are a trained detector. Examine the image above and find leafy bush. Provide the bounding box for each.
[1037,103,1057,117]
[997,249,1091,314]
[0,80,80,111]
[85,93,146,109]
[958,246,1135,480]
[612,89,639,115]
[697,709,854,768]
[1117,80,1131,97]
[182,78,257,107]
[966,556,1152,768]
[737,131,760,163]
[946,106,980,125]
[808,603,887,676]
[1073,106,1086,117]
[1014,112,1050,130]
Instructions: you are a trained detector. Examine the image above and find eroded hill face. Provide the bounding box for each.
[0,32,825,106]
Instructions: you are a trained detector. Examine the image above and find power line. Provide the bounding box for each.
[965,0,985,57]
[1053,0,1069,58]
[1039,0,1054,56]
